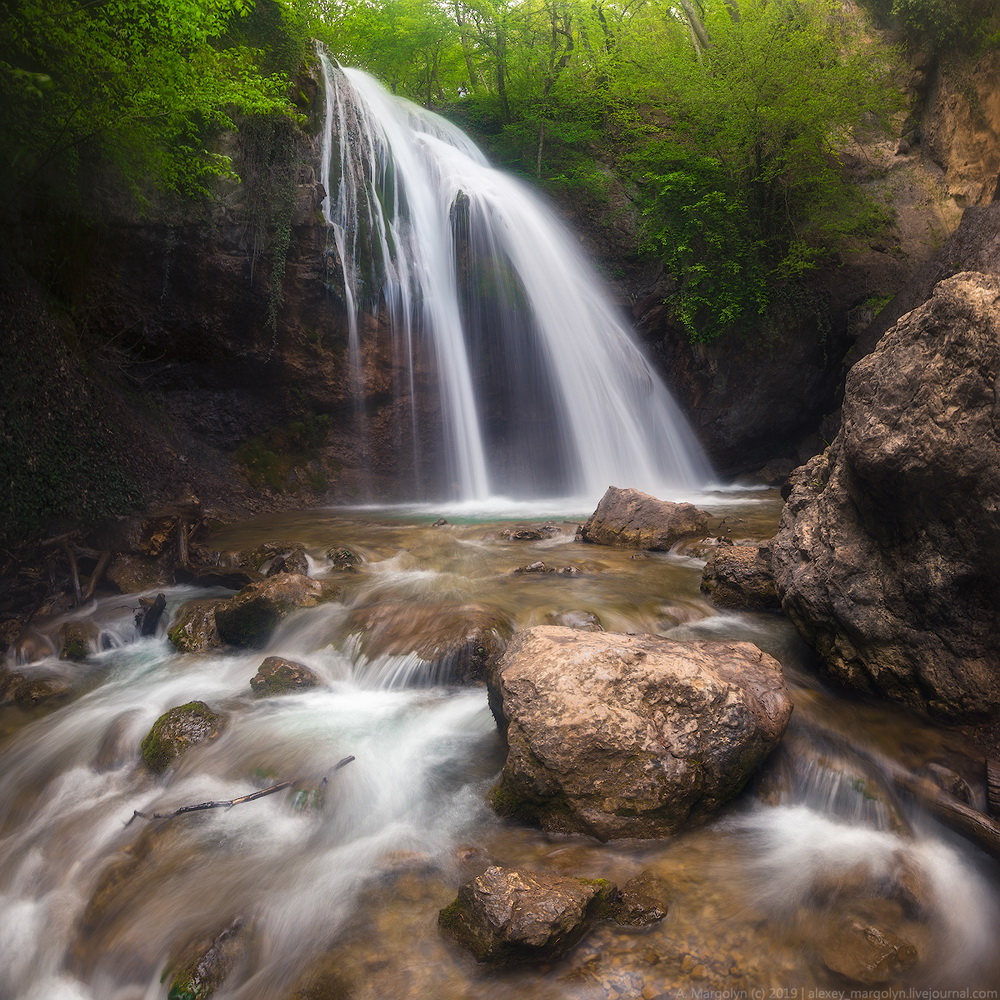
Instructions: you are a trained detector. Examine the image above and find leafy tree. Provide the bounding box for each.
[0,0,306,218]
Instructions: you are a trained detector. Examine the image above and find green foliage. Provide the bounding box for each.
[236,413,334,492]
[0,0,305,218]
[319,0,902,343]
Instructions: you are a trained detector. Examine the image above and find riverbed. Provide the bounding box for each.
[1,491,997,999]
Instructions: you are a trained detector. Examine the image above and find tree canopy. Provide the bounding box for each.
[0,0,916,340]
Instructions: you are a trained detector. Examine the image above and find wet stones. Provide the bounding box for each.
[438,865,616,965]
[327,546,360,571]
[214,574,340,649]
[700,543,780,611]
[59,619,99,661]
[140,701,226,774]
[579,486,710,551]
[488,626,792,840]
[166,918,248,1000]
[345,601,512,684]
[168,599,227,653]
[250,656,319,697]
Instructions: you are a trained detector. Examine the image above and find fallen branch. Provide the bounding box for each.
[125,755,356,827]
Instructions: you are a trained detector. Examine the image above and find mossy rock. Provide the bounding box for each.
[215,575,340,649]
[140,701,226,774]
[168,600,226,653]
[250,656,319,697]
[59,620,98,661]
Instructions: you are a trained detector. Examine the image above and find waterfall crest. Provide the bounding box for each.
[318,52,713,502]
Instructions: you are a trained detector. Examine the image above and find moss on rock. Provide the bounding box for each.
[140,701,226,774]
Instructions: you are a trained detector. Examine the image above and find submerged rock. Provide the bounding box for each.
[345,601,512,684]
[140,701,226,774]
[250,656,319,697]
[611,871,672,927]
[544,609,604,632]
[215,574,340,649]
[488,626,792,840]
[439,865,615,965]
[166,918,248,1000]
[772,273,1000,718]
[700,543,780,611]
[579,486,709,550]
[820,917,918,985]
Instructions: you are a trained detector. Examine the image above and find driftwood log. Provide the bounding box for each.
[126,756,356,827]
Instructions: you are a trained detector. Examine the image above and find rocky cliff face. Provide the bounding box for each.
[772,272,1000,719]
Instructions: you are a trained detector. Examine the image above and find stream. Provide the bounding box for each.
[1,491,998,999]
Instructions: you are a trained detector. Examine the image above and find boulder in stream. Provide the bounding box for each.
[250,656,319,697]
[168,599,227,653]
[700,543,780,611]
[215,574,340,649]
[345,601,512,684]
[579,486,710,550]
[59,619,99,661]
[487,626,792,840]
[772,272,1000,718]
[438,865,615,965]
[140,701,226,774]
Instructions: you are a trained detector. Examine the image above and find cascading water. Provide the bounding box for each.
[318,51,712,503]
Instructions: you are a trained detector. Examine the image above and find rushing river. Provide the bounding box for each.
[1,492,998,1000]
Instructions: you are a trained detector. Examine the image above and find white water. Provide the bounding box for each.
[3,505,1000,996]
[318,52,713,502]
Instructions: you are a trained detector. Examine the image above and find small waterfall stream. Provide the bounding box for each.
[318,53,712,502]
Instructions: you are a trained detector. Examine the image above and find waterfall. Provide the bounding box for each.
[317,51,713,503]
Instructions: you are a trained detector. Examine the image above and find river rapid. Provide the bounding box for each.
[1,491,998,1000]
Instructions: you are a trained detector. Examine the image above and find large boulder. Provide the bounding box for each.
[438,865,615,966]
[772,273,1000,719]
[700,544,781,611]
[579,486,709,550]
[488,626,791,840]
[344,601,512,684]
[215,574,340,649]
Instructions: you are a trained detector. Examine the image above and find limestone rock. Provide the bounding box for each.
[168,599,226,653]
[215,574,340,649]
[700,544,780,611]
[250,656,319,697]
[345,601,512,684]
[772,273,1000,718]
[579,486,709,551]
[439,865,614,965]
[140,701,226,774]
[488,626,791,840]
